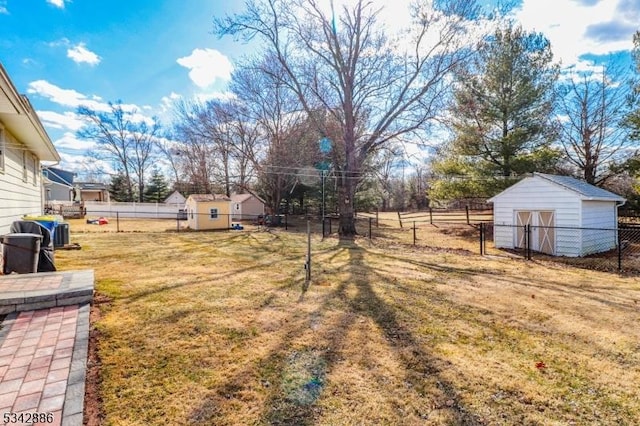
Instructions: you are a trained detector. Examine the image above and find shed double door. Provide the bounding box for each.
[515,211,555,255]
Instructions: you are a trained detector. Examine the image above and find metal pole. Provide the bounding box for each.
[466,205,470,225]
[429,208,433,225]
[617,228,622,271]
[376,208,379,227]
[321,170,325,222]
[177,214,180,232]
[306,220,311,284]
[413,221,416,245]
[369,217,372,240]
[322,217,326,239]
[479,222,483,255]
[116,211,120,233]
[285,213,288,231]
[526,225,531,260]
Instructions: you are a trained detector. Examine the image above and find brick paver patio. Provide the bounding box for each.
[0,271,93,426]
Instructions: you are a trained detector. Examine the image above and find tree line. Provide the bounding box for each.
[75,0,640,236]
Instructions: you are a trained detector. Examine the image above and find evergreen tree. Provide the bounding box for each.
[109,171,135,202]
[429,24,561,201]
[143,168,170,202]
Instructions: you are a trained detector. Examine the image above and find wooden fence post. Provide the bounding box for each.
[429,208,433,225]
[465,205,470,225]
[398,211,403,228]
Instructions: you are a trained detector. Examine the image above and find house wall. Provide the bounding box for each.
[45,181,73,202]
[231,196,265,220]
[81,190,108,202]
[186,200,231,230]
[580,201,618,256]
[0,127,43,235]
[492,177,582,256]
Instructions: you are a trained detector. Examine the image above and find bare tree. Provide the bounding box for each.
[556,65,632,185]
[230,56,321,213]
[216,0,487,237]
[172,100,217,194]
[77,101,161,201]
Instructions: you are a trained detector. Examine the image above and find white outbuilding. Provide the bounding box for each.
[488,173,626,257]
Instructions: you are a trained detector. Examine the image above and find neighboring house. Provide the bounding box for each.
[75,182,110,202]
[185,194,232,230]
[231,193,265,220]
[489,173,626,257]
[43,167,75,202]
[164,190,186,206]
[0,63,61,235]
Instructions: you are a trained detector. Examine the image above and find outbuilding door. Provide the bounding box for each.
[514,210,555,254]
[537,211,555,255]
[515,211,532,249]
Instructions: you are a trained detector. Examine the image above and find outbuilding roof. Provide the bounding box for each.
[230,193,266,204]
[489,173,626,203]
[187,194,232,202]
[534,173,625,202]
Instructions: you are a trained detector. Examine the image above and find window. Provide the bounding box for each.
[32,155,38,185]
[22,150,28,182]
[210,208,218,219]
[0,128,4,173]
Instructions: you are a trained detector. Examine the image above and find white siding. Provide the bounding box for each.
[491,176,620,257]
[492,177,581,254]
[0,129,42,235]
[581,201,617,256]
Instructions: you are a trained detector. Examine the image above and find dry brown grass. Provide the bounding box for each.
[53,218,640,425]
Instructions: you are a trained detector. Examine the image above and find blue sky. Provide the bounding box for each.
[0,0,638,176]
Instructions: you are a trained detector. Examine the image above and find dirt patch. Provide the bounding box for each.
[83,292,111,426]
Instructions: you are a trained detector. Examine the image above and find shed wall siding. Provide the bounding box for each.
[186,200,231,230]
[492,178,581,253]
[580,201,617,255]
[0,131,42,235]
[232,197,265,220]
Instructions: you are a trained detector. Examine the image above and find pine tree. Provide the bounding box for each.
[143,168,170,202]
[429,24,562,202]
[109,171,135,202]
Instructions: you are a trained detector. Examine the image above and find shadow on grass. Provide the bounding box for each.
[186,243,484,425]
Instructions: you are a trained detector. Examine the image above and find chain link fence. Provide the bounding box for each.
[61,209,640,274]
[483,223,640,273]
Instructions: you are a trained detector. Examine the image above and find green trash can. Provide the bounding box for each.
[1,233,42,274]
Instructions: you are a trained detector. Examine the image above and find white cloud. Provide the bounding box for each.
[513,0,636,68]
[0,1,8,14]
[54,132,97,150]
[57,152,115,178]
[38,110,85,131]
[27,80,110,111]
[67,43,101,66]
[47,0,68,9]
[176,48,233,88]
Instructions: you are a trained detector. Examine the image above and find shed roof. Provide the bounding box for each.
[534,173,625,202]
[489,173,625,203]
[187,194,231,202]
[230,193,265,204]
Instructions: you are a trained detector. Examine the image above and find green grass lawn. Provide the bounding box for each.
[55,224,640,425]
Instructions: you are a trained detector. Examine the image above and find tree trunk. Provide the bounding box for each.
[337,173,357,238]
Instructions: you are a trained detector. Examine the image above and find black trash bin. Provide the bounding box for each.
[9,220,56,272]
[1,233,42,274]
